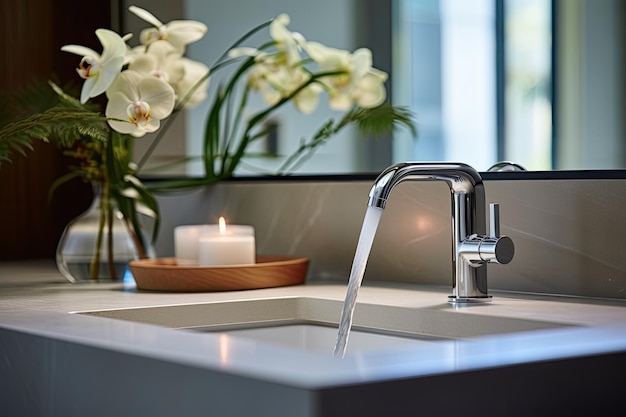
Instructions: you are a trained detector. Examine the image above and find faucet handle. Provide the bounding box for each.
[480,235,515,264]
[482,202,514,264]
[489,203,500,237]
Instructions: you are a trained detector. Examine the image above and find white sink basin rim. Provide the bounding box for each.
[77,297,574,355]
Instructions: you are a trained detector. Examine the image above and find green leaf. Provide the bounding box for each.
[117,175,160,244]
[0,105,108,169]
[353,103,418,138]
[276,103,417,174]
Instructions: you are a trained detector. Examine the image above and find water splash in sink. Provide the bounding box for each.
[334,206,384,358]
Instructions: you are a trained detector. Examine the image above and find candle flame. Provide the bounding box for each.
[218,216,226,234]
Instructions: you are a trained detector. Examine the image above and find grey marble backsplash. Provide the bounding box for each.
[155,177,626,300]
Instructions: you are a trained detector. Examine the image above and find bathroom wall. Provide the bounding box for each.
[155,177,626,300]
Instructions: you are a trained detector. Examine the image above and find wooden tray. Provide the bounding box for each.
[129,255,309,292]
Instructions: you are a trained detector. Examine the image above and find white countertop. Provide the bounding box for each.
[3,260,626,416]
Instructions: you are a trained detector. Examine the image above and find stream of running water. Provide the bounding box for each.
[333,206,384,358]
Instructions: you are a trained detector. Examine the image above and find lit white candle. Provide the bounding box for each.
[174,219,255,266]
[198,217,256,266]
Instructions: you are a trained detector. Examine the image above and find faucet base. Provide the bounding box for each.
[448,295,492,305]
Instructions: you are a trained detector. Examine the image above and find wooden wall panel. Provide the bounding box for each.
[0,0,111,260]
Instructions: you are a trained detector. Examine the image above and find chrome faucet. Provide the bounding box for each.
[368,162,514,303]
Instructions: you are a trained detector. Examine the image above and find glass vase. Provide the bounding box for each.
[56,183,155,283]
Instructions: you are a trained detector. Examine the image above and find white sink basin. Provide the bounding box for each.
[78,297,574,355]
[213,323,437,354]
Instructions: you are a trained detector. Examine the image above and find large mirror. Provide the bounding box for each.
[121,0,626,176]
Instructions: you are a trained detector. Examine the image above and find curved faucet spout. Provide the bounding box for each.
[368,162,484,209]
[367,162,513,303]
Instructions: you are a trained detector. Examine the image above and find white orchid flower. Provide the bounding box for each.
[128,40,209,109]
[292,82,322,114]
[266,66,323,113]
[105,70,176,137]
[351,68,388,109]
[128,40,185,86]
[228,14,303,65]
[243,62,317,113]
[305,42,388,110]
[128,6,207,52]
[268,13,304,66]
[230,14,320,113]
[174,58,210,109]
[61,29,127,104]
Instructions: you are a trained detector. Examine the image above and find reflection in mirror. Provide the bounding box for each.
[125,0,394,177]
[125,0,626,176]
[394,0,626,171]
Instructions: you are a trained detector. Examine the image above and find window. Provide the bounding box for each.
[392,0,553,171]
